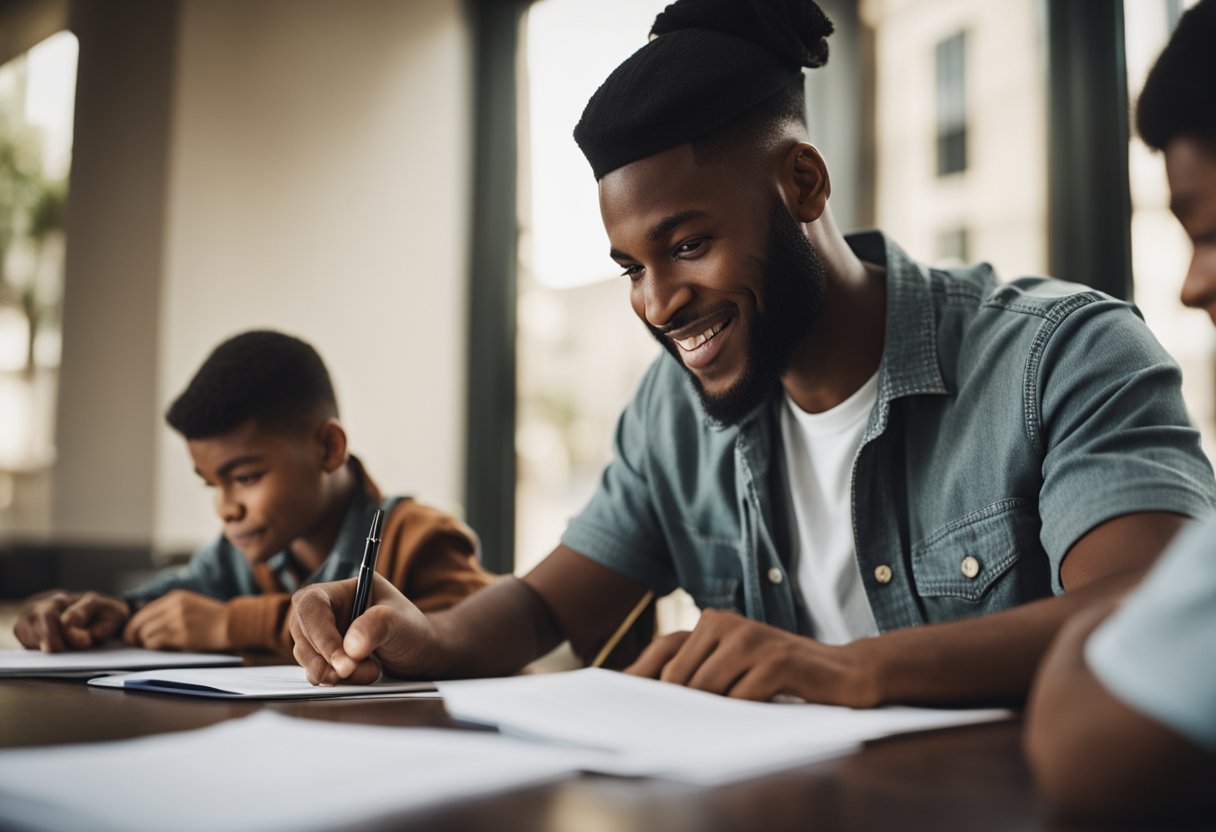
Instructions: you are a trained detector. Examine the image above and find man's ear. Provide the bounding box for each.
[315,418,348,473]
[784,143,831,223]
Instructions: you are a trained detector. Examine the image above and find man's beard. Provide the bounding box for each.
[648,195,827,425]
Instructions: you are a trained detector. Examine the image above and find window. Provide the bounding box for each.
[0,31,77,536]
[935,31,967,176]
[936,227,969,265]
[517,0,700,632]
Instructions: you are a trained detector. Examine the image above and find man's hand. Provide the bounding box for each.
[14,590,131,652]
[289,573,443,686]
[123,590,226,651]
[625,608,880,706]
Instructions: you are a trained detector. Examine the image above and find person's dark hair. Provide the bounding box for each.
[1136,0,1216,152]
[165,330,339,440]
[690,75,808,168]
[574,0,831,180]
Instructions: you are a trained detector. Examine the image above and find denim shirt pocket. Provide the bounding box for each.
[911,499,1042,622]
[680,523,744,613]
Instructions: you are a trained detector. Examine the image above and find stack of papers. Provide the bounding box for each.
[0,664,1015,830]
[87,664,436,699]
[437,668,1013,785]
[0,646,241,678]
[0,712,590,832]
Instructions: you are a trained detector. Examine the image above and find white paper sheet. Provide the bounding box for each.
[0,645,241,677]
[438,668,1013,785]
[0,712,591,832]
[87,664,436,698]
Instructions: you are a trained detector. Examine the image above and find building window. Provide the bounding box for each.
[867,0,1046,282]
[935,31,967,176]
[936,227,969,266]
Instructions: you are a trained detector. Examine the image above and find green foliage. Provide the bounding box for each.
[0,102,68,372]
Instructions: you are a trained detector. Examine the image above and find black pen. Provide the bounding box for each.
[350,509,384,624]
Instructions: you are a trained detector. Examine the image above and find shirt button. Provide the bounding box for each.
[874,564,893,584]
[961,556,980,579]
[767,567,784,585]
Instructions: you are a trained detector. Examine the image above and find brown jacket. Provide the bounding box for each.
[226,498,492,656]
[123,458,493,657]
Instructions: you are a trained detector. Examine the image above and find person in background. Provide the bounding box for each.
[14,329,491,658]
[289,0,1213,707]
[1024,0,1216,820]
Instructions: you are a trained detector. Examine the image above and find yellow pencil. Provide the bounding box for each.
[590,590,655,669]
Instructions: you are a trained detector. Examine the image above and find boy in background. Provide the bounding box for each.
[14,329,491,657]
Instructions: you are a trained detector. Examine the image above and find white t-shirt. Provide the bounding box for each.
[780,373,881,645]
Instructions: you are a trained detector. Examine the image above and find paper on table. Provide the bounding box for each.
[0,645,241,678]
[0,711,592,832]
[87,663,437,699]
[438,668,1013,785]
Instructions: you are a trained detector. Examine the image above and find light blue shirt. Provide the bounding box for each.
[561,231,1215,635]
[1087,518,1216,753]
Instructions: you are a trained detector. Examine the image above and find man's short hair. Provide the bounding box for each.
[1136,0,1216,152]
[690,75,809,169]
[165,330,339,440]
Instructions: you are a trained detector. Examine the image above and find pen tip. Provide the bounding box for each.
[369,508,383,540]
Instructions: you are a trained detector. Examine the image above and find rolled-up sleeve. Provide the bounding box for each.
[561,359,679,594]
[1036,299,1216,590]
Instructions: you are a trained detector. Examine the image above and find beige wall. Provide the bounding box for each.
[154,0,472,553]
[50,0,473,552]
[51,1,177,545]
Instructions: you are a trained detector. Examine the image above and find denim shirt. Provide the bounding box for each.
[561,231,1216,635]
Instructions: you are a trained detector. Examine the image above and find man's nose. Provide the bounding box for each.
[640,268,693,329]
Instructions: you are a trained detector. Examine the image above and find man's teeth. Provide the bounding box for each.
[676,321,726,351]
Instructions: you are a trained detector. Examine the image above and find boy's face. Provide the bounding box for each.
[1166,135,1216,325]
[186,419,329,564]
[599,142,826,424]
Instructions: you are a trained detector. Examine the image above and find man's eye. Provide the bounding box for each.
[234,473,263,485]
[674,238,706,258]
[620,264,644,281]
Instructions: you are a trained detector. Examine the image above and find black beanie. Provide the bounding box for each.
[573,0,834,180]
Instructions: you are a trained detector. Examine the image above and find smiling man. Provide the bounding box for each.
[14,330,490,657]
[289,0,1214,705]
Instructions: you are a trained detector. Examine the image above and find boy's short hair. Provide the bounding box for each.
[165,330,339,440]
[1136,0,1216,152]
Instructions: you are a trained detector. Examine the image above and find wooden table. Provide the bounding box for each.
[0,675,1135,832]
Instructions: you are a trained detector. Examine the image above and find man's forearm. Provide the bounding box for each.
[424,576,565,679]
[854,569,1145,706]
